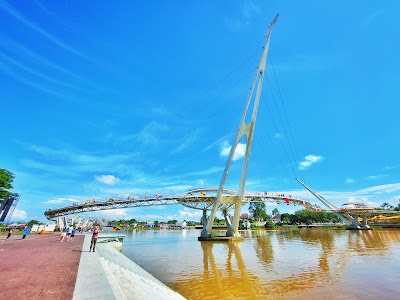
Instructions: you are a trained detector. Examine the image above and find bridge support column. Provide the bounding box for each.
[200,210,210,238]
[223,210,234,237]
[359,215,370,229]
[347,215,360,230]
[57,216,64,231]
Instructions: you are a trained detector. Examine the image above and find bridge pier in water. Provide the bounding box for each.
[347,214,371,230]
[359,215,371,229]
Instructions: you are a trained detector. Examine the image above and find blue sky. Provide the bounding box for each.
[1,0,399,223]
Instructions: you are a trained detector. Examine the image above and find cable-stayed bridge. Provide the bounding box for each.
[45,188,316,220]
[43,14,399,237]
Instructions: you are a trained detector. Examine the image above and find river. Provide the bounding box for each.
[120,228,400,299]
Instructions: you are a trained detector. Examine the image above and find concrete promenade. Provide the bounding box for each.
[0,233,84,300]
[1,232,186,299]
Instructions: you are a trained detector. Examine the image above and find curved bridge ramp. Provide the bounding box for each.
[45,189,316,220]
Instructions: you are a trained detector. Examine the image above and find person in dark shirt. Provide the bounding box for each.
[70,228,77,241]
[6,228,12,239]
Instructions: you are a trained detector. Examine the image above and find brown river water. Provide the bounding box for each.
[121,229,400,299]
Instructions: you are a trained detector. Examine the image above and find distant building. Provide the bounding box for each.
[240,213,249,220]
[175,221,187,228]
[145,221,154,228]
[271,215,281,223]
[243,219,251,229]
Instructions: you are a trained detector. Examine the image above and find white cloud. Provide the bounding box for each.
[366,174,389,180]
[10,208,28,221]
[98,209,128,219]
[178,207,202,220]
[298,155,324,170]
[382,165,399,170]
[163,185,192,193]
[357,183,400,195]
[95,175,120,185]
[152,105,168,115]
[43,197,81,204]
[220,141,246,161]
[346,177,355,183]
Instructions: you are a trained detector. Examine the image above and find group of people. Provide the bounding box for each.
[5,226,31,240]
[60,226,76,242]
[59,225,100,252]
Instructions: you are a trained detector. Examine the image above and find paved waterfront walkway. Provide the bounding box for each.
[0,233,84,300]
[73,234,115,300]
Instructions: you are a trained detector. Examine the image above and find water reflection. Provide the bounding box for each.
[123,229,400,299]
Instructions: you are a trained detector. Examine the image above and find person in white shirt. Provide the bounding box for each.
[66,226,74,241]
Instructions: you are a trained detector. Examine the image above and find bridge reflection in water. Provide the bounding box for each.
[121,229,400,299]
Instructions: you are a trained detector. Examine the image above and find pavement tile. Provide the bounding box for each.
[0,233,84,300]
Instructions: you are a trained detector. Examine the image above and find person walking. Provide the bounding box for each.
[70,227,76,241]
[22,226,31,239]
[6,228,12,239]
[89,225,100,252]
[60,227,68,242]
[66,225,74,241]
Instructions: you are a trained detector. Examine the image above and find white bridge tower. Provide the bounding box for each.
[204,14,279,238]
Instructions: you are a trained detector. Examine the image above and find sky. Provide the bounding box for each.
[1,0,399,223]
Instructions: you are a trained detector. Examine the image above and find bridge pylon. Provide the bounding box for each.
[202,14,279,240]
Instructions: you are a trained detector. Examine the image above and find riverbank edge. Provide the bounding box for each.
[73,234,186,299]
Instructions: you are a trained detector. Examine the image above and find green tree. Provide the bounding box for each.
[395,201,400,211]
[26,219,41,227]
[0,169,15,203]
[213,217,221,225]
[249,202,269,221]
[272,208,280,216]
[381,202,394,210]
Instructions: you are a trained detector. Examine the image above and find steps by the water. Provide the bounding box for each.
[99,256,185,300]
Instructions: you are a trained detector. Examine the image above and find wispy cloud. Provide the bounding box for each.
[272,55,336,72]
[224,0,261,31]
[202,133,233,153]
[0,34,83,80]
[241,0,262,21]
[115,120,169,146]
[152,105,168,115]
[98,209,128,219]
[220,141,246,161]
[366,174,389,180]
[183,166,224,177]
[382,165,399,170]
[361,8,385,27]
[346,177,355,183]
[42,197,81,204]
[19,143,136,179]
[0,0,84,57]
[298,155,324,170]
[0,61,73,100]
[0,50,85,92]
[224,17,242,31]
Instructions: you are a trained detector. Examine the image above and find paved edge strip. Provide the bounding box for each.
[73,234,116,300]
